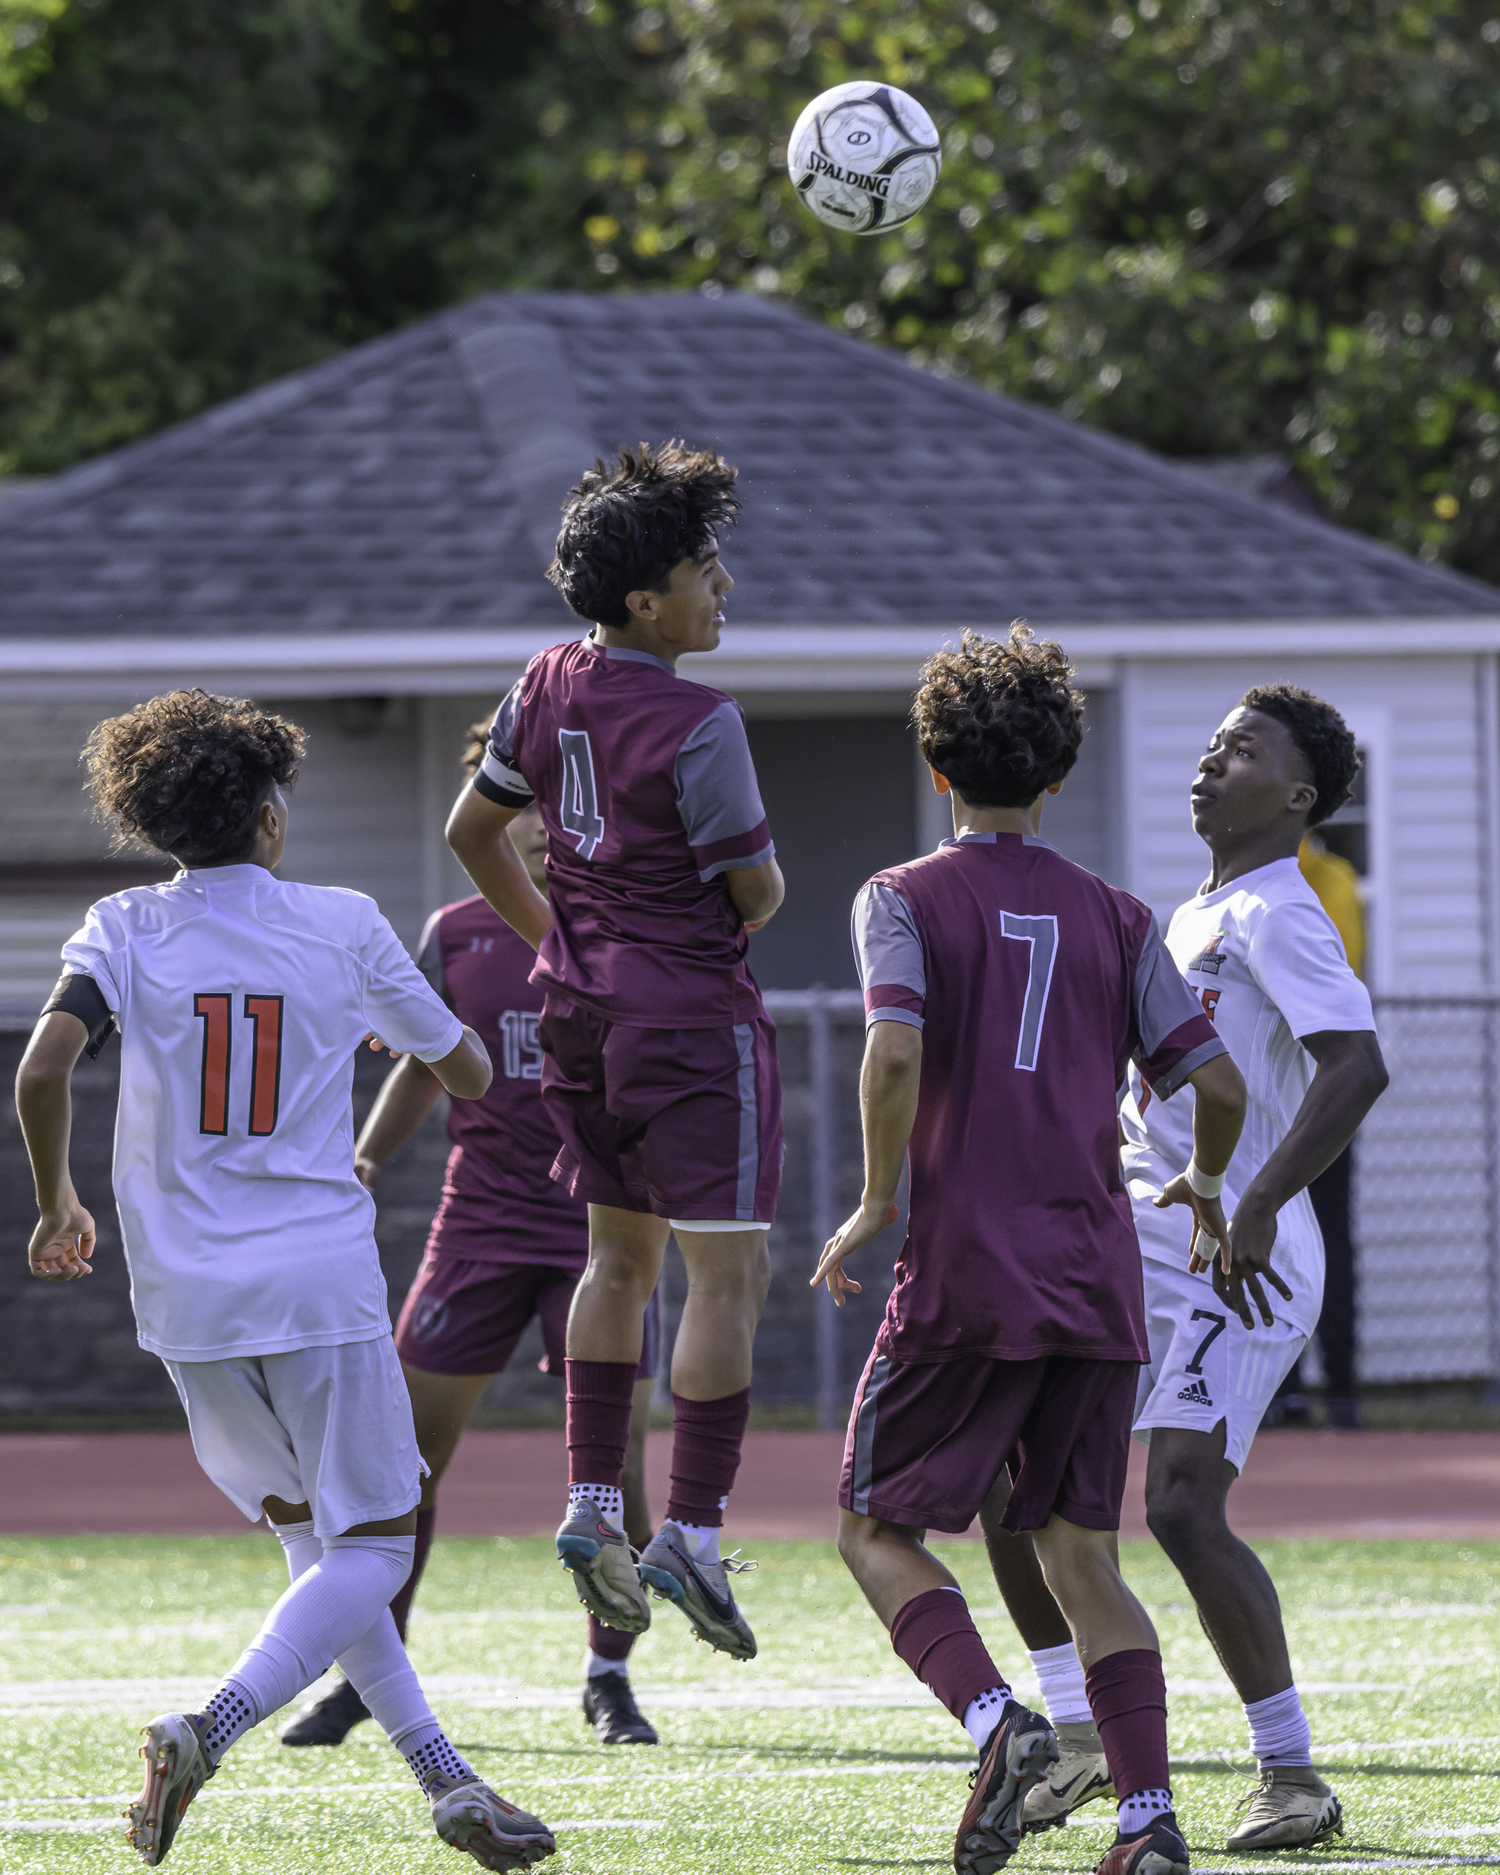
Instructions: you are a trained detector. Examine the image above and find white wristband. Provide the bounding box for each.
[1185,1159,1225,1199]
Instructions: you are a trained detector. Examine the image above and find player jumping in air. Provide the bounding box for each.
[447,443,784,1660]
[14,692,554,1871]
[282,732,660,1750]
[814,628,1248,1875]
[983,685,1388,1852]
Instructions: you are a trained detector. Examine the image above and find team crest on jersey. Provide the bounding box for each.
[1188,931,1228,976]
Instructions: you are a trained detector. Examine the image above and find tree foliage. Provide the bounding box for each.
[5,0,1500,584]
[570,0,1500,581]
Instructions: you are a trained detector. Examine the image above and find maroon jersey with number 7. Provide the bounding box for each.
[852,831,1226,1365]
[474,637,774,1028]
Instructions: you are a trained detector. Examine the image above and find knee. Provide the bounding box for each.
[1144,1469,1212,1557]
[585,1244,657,1304]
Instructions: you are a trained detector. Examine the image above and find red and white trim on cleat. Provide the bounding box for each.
[431,1778,557,1870]
[124,1713,212,1867]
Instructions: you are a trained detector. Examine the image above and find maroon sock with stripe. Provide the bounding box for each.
[889,1587,1009,1723]
[1084,1647,1171,1802]
[664,1388,751,1527]
[388,1505,436,1644]
[566,1360,638,1488]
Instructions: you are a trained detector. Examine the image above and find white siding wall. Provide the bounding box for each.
[1120,653,1493,1384]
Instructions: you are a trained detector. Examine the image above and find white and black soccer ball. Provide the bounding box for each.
[786,82,941,236]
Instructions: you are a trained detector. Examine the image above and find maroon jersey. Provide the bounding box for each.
[417,896,587,1267]
[473,637,773,1028]
[852,832,1226,1365]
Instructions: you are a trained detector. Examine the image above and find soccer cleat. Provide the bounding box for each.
[279,1674,371,1746]
[1225,1765,1344,1850]
[637,1520,758,1660]
[555,1497,652,1634]
[582,1672,659,1745]
[431,1778,556,1870]
[953,1699,1059,1874]
[1094,1813,1191,1875]
[1022,1718,1114,1831]
[124,1713,213,1867]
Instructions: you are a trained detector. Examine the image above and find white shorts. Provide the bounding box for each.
[164,1334,422,1538]
[1132,1254,1306,1475]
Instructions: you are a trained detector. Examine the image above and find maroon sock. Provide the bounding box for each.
[889,1587,1008,1724]
[586,1613,636,1663]
[566,1360,638,1488]
[389,1505,436,1644]
[1085,1647,1171,1801]
[663,1388,751,1528]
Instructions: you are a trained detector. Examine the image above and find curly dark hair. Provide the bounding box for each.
[461,719,490,777]
[1238,683,1359,828]
[913,625,1085,808]
[82,690,306,866]
[547,440,741,629]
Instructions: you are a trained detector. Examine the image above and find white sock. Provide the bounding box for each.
[1028,1641,1092,1725]
[199,1536,414,1756]
[584,1648,630,1680]
[961,1684,1014,1749]
[670,1520,720,1564]
[1118,1789,1174,1834]
[273,1518,322,1583]
[399,1722,481,1797]
[570,1484,624,1529]
[1245,1685,1313,1767]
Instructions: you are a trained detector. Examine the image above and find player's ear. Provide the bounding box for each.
[1289,780,1317,818]
[928,766,951,796]
[1045,780,1064,796]
[623,587,658,623]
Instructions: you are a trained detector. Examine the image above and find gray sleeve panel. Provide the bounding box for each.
[867,1005,925,1031]
[674,700,769,847]
[415,911,450,1007]
[478,680,533,803]
[1151,1034,1229,1102]
[851,881,926,996]
[1133,914,1207,1055]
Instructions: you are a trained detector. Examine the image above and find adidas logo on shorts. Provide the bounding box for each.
[1176,1378,1213,1405]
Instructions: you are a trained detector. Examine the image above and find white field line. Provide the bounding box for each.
[1300,1604,1500,1621]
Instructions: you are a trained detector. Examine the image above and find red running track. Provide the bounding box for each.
[2,1429,1499,1541]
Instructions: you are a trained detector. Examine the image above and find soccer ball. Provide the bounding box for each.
[786,82,942,236]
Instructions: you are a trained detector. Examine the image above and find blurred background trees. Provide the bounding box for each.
[4,0,1500,581]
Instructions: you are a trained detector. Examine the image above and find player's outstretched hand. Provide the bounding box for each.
[1154,1174,1229,1278]
[29,1201,96,1282]
[810,1199,898,1306]
[1217,1195,1294,1330]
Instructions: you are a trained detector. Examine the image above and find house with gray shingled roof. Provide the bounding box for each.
[3,287,1499,1400]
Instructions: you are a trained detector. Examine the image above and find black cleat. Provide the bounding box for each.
[581,1673,659,1745]
[1094,1811,1190,1875]
[279,1675,371,1747]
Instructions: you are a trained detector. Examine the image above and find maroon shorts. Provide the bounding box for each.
[838,1344,1137,1535]
[394,1253,661,1382]
[539,995,783,1223]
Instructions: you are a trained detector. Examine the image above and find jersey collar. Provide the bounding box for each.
[1193,853,1303,905]
[941,831,1057,850]
[588,633,676,676]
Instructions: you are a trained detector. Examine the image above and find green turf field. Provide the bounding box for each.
[0,1534,1496,1873]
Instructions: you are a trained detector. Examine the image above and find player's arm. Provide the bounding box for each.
[354,1053,446,1188]
[446,787,552,951]
[14,1012,97,1282]
[1156,1052,1246,1267]
[810,1018,921,1305]
[1223,1028,1388,1328]
[725,855,785,932]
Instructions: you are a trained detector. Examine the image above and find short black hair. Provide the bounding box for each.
[1238,683,1359,828]
[82,690,305,866]
[547,440,740,629]
[914,625,1085,807]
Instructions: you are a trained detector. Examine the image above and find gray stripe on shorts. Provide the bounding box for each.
[734,1021,758,1220]
[849,1355,892,1515]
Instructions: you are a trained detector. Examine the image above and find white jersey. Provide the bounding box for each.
[1119,855,1375,1332]
[62,864,462,1363]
